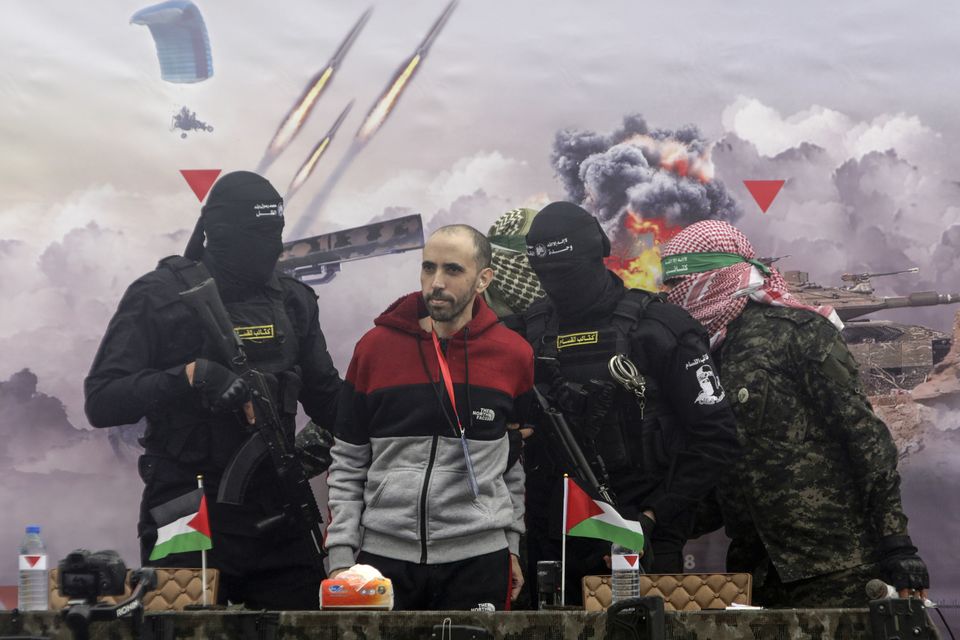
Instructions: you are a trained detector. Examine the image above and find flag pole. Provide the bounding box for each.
[561,474,568,606]
[197,474,207,607]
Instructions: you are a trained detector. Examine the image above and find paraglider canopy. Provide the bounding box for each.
[131,0,213,84]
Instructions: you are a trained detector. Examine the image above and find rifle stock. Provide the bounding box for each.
[179,277,326,561]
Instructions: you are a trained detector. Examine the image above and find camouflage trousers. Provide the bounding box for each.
[755,561,881,608]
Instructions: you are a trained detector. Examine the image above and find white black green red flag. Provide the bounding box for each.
[563,477,645,551]
[148,488,212,561]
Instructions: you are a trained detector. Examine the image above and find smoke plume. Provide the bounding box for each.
[551,114,742,244]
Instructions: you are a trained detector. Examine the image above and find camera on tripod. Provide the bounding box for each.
[56,550,157,640]
[58,549,128,602]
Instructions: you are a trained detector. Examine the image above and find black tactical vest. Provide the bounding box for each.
[144,256,302,471]
[524,290,683,478]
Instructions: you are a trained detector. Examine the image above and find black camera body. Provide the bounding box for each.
[58,549,128,602]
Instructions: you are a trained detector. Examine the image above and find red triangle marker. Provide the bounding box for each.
[180,169,222,202]
[625,555,639,567]
[25,555,41,568]
[743,180,785,213]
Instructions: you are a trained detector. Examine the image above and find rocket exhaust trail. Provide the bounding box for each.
[285,101,354,202]
[289,142,361,239]
[355,0,457,143]
[256,8,372,174]
[292,0,459,235]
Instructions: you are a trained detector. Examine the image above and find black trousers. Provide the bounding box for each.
[145,529,324,610]
[356,548,512,611]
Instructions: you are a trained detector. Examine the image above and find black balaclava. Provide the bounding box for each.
[184,171,285,294]
[525,201,623,321]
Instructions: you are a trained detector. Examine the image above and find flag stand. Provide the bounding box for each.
[561,474,568,606]
[197,475,208,607]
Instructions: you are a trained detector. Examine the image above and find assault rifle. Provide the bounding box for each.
[180,277,325,562]
[531,385,617,506]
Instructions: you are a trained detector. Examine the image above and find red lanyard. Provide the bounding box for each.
[430,328,480,498]
[432,331,464,436]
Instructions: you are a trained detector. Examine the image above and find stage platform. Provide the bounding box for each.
[0,607,879,640]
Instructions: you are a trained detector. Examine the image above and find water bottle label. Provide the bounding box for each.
[18,554,47,571]
[611,553,639,571]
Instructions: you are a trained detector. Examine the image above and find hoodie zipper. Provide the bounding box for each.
[415,329,471,564]
[415,336,446,565]
[418,434,439,564]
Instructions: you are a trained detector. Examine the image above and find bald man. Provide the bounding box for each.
[325,225,534,611]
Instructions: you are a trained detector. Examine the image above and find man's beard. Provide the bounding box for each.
[425,290,473,323]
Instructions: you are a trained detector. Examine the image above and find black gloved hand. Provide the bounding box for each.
[192,358,250,413]
[879,535,930,592]
[295,421,334,478]
[637,512,656,572]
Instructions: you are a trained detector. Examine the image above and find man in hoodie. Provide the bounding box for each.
[660,220,929,607]
[84,172,341,609]
[326,224,533,611]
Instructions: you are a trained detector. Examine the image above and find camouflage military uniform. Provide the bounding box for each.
[716,302,909,608]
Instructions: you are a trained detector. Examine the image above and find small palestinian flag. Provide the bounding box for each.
[148,488,212,561]
[564,477,645,551]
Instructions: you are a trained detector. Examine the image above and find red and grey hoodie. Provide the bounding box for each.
[325,292,533,571]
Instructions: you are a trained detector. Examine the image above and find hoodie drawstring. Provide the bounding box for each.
[464,326,472,434]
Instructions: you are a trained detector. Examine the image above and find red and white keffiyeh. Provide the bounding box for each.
[660,220,841,349]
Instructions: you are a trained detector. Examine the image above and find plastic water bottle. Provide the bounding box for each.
[18,525,49,611]
[610,543,641,603]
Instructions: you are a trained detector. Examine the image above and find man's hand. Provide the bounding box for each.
[187,359,254,422]
[604,510,657,570]
[296,422,335,478]
[638,511,656,571]
[507,423,534,440]
[328,568,347,579]
[510,554,524,602]
[899,587,930,600]
[879,535,930,599]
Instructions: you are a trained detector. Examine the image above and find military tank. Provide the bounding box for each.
[780,268,960,394]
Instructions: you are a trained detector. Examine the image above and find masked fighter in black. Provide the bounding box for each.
[520,202,738,604]
[85,171,341,609]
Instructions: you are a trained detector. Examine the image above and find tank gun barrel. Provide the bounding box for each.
[841,267,919,283]
[837,291,960,320]
[885,291,960,308]
[759,254,791,266]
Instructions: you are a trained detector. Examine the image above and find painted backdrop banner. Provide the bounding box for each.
[1,0,958,622]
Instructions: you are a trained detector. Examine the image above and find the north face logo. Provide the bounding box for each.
[472,408,495,422]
